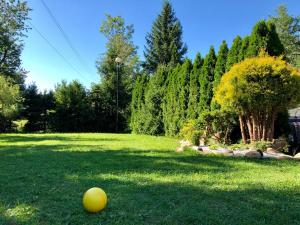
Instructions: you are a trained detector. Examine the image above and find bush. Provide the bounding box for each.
[179,120,201,145]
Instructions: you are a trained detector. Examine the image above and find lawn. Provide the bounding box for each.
[0,133,299,225]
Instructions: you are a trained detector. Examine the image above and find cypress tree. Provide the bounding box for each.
[199,46,216,112]
[143,1,187,73]
[211,41,228,110]
[226,36,242,71]
[187,53,203,120]
[130,74,149,133]
[142,65,169,135]
[246,20,284,58]
[238,36,250,61]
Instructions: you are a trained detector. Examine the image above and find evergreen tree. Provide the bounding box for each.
[238,36,250,61]
[130,73,149,133]
[187,53,203,119]
[163,59,192,136]
[199,46,216,112]
[211,41,228,110]
[142,65,169,135]
[226,36,242,71]
[246,20,284,58]
[270,5,300,67]
[143,1,187,73]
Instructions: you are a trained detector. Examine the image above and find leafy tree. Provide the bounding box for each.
[143,1,187,73]
[211,41,228,110]
[215,52,300,143]
[187,53,203,119]
[130,73,149,133]
[269,5,300,67]
[53,80,91,132]
[199,46,216,112]
[0,75,20,131]
[246,20,284,58]
[97,14,139,132]
[0,0,30,87]
[226,36,242,71]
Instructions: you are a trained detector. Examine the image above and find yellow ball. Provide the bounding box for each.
[82,187,107,213]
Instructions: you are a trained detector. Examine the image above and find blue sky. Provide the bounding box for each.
[22,0,300,91]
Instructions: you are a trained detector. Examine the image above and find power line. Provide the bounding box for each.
[29,21,91,83]
[40,0,95,79]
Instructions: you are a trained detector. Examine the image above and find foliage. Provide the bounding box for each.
[0,0,30,87]
[196,109,237,145]
[238,36,250,62]
[130,73,149,133]
[179,120,201,145]
[11,119,27,132]
[226,36,242,71]
[22,83,55,132]
[198,46,216,112]
[53,80,91,132]
[143,1,187,73]
[96,14,139,132]
[211,41,228,110]
[163,60,192,136]
[187,53,203,119]
[246,20,284,58]
[0,75,20,131]
[269,5,300,67]
[215,52,300,142]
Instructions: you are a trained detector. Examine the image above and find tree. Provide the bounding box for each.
[246,20,284,58]
[143,1,187,73]
[0,0,30,87]
[130,73,149,133]
[0,75,20,131]
[142,65,169,135]
[199,46,216,112]
[226,36,242,71]
[269,5,300,67]
[163,59,192,136]
[211,41,228,110]
[215,52,300,143]
[238,36,250,62]
[53,80,91,132]
[97,14,139,132]
[187,53,203,119]
[22,84,55,132]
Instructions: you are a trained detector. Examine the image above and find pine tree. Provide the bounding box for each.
[238,36,250,61]
[143,1,187,73]
[226,36,242,71]
[187,53,203,119]
[199,46,216,112]
[211,41,228,110]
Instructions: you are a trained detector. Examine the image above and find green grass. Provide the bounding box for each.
[0,133,299,225]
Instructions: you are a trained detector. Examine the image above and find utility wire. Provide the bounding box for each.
[40,0,95,79]
[29,21,91,83]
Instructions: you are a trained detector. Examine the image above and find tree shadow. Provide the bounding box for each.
[0,140,299,224]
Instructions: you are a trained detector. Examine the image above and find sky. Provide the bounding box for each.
[21,0,300,91]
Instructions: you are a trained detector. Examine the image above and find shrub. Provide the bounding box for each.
[179,120,201,145]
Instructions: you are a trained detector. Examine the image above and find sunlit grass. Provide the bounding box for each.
[0,133,299,225]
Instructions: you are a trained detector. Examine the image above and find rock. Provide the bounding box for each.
[294,153,300,159]
[276,154,293,160]
[263,153,280,160]
[233,150,247,157]
[245,150,263,159]
[176,146,184,152]
[266,147,281,155]
[201,146,210,152]
[191,146,201,151]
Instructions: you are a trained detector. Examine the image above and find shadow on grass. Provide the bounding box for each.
[0,140,299,225]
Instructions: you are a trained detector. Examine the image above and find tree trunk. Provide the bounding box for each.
[239,115,247,144]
